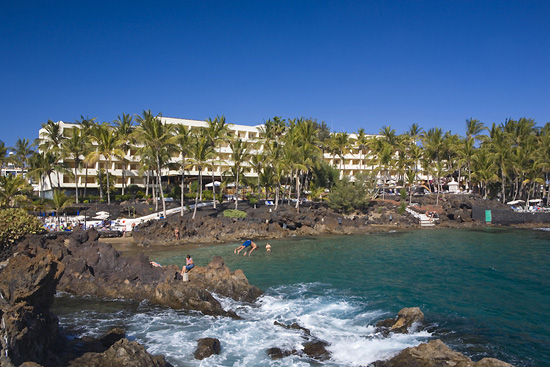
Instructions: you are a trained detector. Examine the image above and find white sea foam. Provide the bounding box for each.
[57,283,432,366]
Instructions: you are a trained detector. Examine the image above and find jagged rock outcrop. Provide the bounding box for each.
[267,321,331,361]
[194,338,221,360]
[0,251,64,367]
[67,338,172,367]
[14,229,262,318]
[376,307,425,334]
[372,339,514,367]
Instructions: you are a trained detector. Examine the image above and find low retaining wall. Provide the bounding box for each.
[472,206,550,225]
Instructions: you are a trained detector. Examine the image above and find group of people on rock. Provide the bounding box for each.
[150,239,271,284]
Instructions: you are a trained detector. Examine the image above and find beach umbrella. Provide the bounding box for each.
[506,200,524,205]
[529,199,543,203]
[205,181,221,188]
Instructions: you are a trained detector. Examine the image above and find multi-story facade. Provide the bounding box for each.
[37,117,380,197]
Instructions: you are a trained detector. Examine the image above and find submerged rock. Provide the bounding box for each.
[68,338,172,367]
[194,338,221,360]
[371,339,515,367]
[268,321,330,361]
[376,307,425,334]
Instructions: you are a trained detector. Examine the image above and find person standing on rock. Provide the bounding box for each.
[234,240,258,256]
[174,228,180,240]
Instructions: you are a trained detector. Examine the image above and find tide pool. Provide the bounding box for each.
[53,228,550,366]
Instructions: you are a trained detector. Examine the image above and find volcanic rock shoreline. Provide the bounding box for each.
[133,194,506,247]
[0,227,518,366]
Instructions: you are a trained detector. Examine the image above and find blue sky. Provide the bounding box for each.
[1,0,549,148]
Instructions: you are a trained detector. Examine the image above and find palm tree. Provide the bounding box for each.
[331,132,351,173]
[292,118,320,211]
[61,129,87,203]
[487,128,512,203]
[472,149,497,199]
[407,123,424,143]
[39,119,66,188]
[206,116,232,209]
[86,124,124,205]
[0,174,32,208]
[13,138,35,171]
[355,128,370,171]
[113,113,135,196]
[228,138,251,210]
[0,140,12,172]
[47,189,73,225]
[457,137,476,191]
[189,130,214,219]
[465,118,485,141]
[135,110,176,218]
[76,116,97,198]
[250,152,265,201]
[422,127,444,204]
[28,151,57,198]
[173,124,192,216]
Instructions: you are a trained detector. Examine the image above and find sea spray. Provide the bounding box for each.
[55,283,431,366]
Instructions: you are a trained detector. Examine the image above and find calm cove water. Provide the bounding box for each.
[52,228,550,366]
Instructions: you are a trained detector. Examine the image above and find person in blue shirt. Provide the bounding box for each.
[234,240,258,256]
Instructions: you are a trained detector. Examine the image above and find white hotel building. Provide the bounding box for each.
[37,117,380,196]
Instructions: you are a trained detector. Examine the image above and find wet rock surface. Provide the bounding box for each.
[372,339,515,367]
[0,251,64,367]
[67,338,172,367]
[0,250,172,367]
[13,229,262,318]
[268,321,331,361]
[194,338,221,360]
[376,307,425,334]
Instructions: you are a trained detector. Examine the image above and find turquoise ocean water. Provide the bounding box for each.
[53,228,550,366]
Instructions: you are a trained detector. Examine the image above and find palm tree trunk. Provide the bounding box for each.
[47,173,54,194]
[156,153,167,218]
[274,184,280,211]
[180,170,185,216]
[153,173,158,212]
[74,166,79,204]
[193,169,201,219]
[295,171,300,212]
[98,168,104,200]
[84,164,88,198]
[122,167,126,196]
[287,175,293,206]
[106,162,111,205]
[235,169,239,210]
[501,173,506,203]
[211,170,217,209]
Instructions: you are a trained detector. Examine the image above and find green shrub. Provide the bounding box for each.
[136,191,144,198]
[249,197,258,205]
[327,177,370,213]
[171,185,181,199]
[203,190,213,200]
[398,201,407,215]
[0,208,46,249]
[223,209,247,218]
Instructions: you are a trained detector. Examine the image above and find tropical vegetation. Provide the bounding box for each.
[1,113,549,217]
